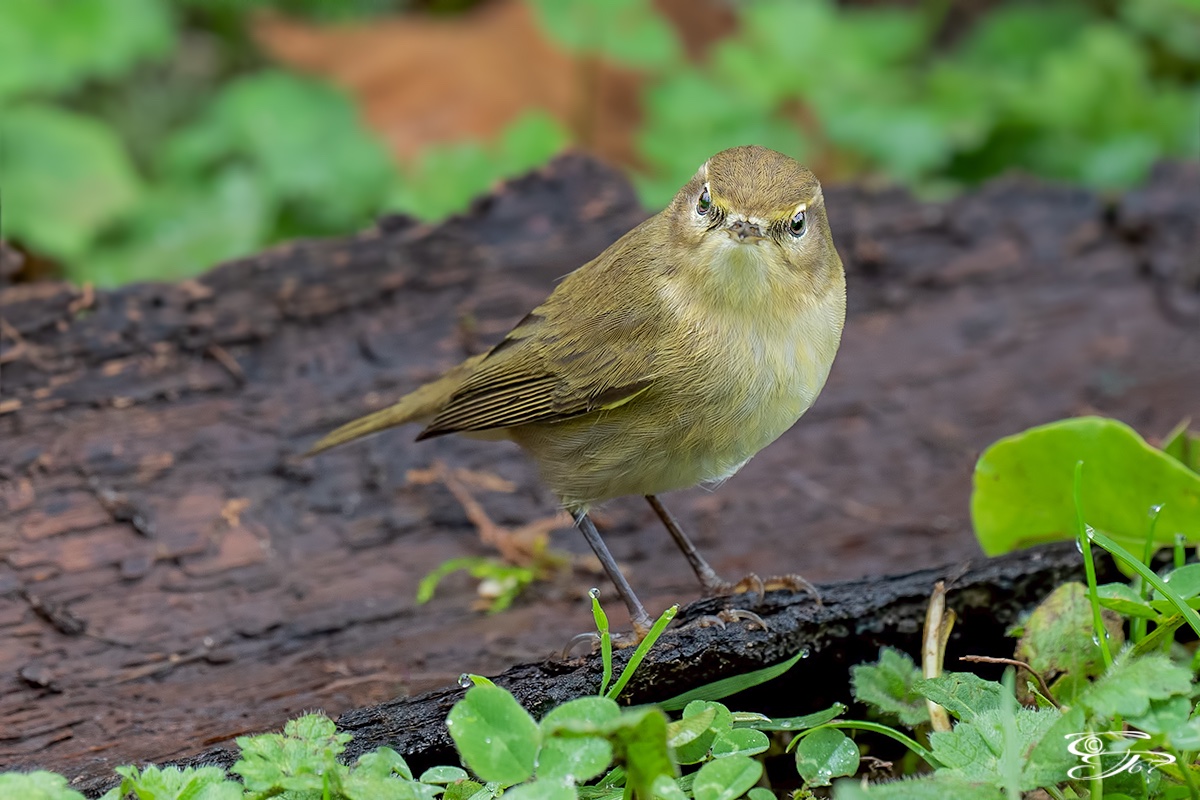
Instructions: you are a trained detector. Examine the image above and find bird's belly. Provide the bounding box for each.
[512,302,841,508]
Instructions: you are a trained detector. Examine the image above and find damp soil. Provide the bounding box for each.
[0,154,1197,786]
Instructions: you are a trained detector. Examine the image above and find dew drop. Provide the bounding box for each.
[1085,525,1096,541]
[1175,533,1187,546]
[459,674,473,689]
[589,587,601,599]
[800,647,811,659]
[1150,503,1164,515]
[779,721,793,729]
[1075,539,1084,553]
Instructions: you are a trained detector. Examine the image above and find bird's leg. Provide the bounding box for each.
[646,494,820,604]
[645,494,737,595]
[572,509,654,638]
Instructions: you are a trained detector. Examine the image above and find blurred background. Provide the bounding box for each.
[2,0,1198,287]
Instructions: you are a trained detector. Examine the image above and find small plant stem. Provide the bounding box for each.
[1170,746,1200,800]
[590,590,614,696]
[1043,787,1067,800]
[922,581,953,732]
[789,721,940,768]
[605,605,677,701]
[1090,529,1200,639]
[1074,461,1114,668]
[958,656,1059,709]
[1133,505,1164,642]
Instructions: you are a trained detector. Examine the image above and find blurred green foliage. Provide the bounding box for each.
[0,0,565,285]
[633,0,1200,205]
[2,0,1198,286]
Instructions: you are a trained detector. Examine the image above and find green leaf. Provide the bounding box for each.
[660,649,808,711]
[527,0,681,68]
[499,782,577,800]
[850,648,930,726]
[232,714,353,794]
[356,747,415,780]
[110,765,242,800]
[542,697,623,730]
[671,701,731,765]
[0,0,174,99]
[912,673,1003,721]
[833,774,1008,800]
[388,111,569,222]
[693,755,763,800]
[795,728,860,787]
[928,706,1064,790]
[1097,582,1159,618]
[602,707,674,799]
[1,104,141,260]
[82,165,271,286]
[1129,695,1193,734]
[1075,654,1193,719]
[538,702,618,786]
[710,729,769,759]
[735,703,846,731]
[422,766,471,784]
[1161,419,1200,473]
[666,706,718,751]
[651,775,688,800]
[1014,582,1123,703]
[445,780,487,800]
[1155,563,1200,601]
[172,70,398,232]
[971,417,1200,555]
[0,771,87,800]
[446,685,540,785]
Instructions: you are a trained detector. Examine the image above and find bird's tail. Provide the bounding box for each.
[305,354,484,456]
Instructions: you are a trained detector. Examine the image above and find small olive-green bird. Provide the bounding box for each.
[308,145,846,636]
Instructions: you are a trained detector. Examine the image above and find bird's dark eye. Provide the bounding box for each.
[789,208,807,237]
[696,186,712,216]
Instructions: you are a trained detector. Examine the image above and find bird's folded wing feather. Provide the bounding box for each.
[417,295,661,439]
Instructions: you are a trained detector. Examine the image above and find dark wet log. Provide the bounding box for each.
[77,540,1109,797]
[1,155,1197,791]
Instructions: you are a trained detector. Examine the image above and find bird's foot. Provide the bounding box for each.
[701,572,822,606]
[690,608,769,632]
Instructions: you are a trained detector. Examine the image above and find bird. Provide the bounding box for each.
[307,145,847,638]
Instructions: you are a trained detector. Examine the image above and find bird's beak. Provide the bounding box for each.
[724,218,766,243]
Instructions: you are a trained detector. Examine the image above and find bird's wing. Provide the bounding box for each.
[417,287,662,439]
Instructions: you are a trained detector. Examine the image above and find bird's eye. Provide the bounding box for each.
[696,186,712,216]
[789,209,807,237]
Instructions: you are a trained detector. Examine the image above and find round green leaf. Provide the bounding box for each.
[536,736,613,785]
[971,417,1200,556]
[711,728,770,759]
[693,755,763,800]
[540,697,621,731]
[1155,563,1200,601]
[795,728,860,787]
[421,766,471,785]
[1,104,141,259]
[498,781,576,800]
[0,0,174,99]
[447,685,540,785]
[0,771,86,800]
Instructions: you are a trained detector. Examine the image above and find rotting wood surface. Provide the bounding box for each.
[1,155,1197,786]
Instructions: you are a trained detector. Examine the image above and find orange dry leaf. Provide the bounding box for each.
[252,0,735,170]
